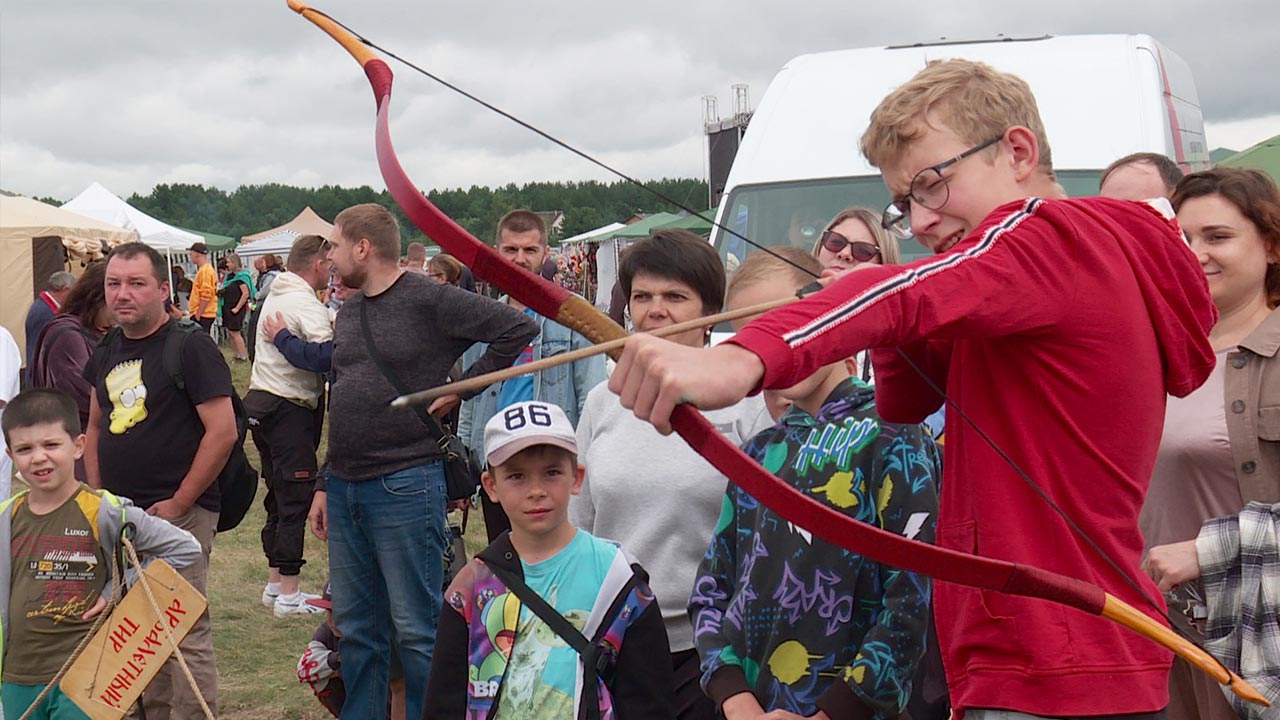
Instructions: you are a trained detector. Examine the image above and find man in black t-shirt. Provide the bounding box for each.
[83,242,237,720]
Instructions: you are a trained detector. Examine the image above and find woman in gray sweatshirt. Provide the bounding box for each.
[568,230,772,720]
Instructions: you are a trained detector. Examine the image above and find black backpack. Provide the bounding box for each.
[94,320,258,532]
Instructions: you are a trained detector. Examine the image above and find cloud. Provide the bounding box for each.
[1,0,1276,200]
[1206,114,1280,153]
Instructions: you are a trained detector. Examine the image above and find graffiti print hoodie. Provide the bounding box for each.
[727,197,1218,718]
[689,378,940,719]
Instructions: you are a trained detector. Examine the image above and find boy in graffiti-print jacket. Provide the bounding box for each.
[688,249,940,720]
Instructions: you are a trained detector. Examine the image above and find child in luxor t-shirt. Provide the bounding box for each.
[1,388,200,720]
[424,401,672,720]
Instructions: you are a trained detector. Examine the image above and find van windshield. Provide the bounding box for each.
[712,171,1101,268]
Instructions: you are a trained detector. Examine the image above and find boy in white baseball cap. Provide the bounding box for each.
[425,401,672,719]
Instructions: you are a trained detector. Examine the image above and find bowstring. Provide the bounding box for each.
[308,9,819,280]
[312,10,1225,674]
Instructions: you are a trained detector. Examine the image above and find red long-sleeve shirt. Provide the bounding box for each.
[728,196,1217,718]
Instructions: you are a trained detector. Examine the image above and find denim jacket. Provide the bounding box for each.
[458,307,606,455]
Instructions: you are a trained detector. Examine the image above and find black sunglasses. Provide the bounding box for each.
[819,230,880,262]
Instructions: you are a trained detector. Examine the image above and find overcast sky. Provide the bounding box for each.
[2,1,1277,202]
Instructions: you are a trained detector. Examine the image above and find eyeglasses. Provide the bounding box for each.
[819,230,880,262]
[881,136,1003,239]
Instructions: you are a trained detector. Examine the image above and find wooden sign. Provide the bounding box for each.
[60,559,208,720]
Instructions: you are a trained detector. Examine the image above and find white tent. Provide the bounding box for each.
[62,182,201,252]
[0,195,137,356]
[237,207,334,262]
[561,222,624,244]
[62,182,204,292]
[236,232,298,261]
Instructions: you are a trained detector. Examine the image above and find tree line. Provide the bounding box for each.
[41,178,709,250]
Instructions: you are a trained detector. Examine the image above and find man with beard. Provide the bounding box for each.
[322,203,537,719]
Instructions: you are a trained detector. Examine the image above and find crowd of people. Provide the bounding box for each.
[0,56,1276,720]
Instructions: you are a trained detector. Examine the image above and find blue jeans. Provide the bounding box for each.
[327,462,447,720]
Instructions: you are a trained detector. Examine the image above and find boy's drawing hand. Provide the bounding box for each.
[609,335,763,435]
[82,594,108,620]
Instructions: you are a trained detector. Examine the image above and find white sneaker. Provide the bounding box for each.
[262,587,279,607]
[274,592,325,618]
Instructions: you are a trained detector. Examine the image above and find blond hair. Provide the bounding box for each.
[811,207,901,265]
[861,59,1052,172]
[727,246,822,303]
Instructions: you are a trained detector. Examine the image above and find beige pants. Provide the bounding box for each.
[140,505,219,720]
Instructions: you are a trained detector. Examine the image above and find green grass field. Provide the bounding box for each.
[213,350,489,718]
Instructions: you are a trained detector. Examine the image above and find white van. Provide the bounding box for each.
[712,34,1208,264]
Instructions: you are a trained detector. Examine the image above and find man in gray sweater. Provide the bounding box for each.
[321,203,538,720]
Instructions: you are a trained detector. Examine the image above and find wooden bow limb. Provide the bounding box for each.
[1101,595,1269,706]
[390,293,800,409]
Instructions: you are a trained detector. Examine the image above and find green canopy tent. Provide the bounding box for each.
[597,211,718,240]
[653,211,716,236]
[1216,135,1280,184]
[596,212,681,241]
[178,226,236,252]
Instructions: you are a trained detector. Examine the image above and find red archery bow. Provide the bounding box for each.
[286,2,1266,704]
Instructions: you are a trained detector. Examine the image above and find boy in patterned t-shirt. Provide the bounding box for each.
[425,401,672,719]
[1,389,200,719]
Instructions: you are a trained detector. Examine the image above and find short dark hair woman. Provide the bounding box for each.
[571,228,773,719]
[618,228,726,346]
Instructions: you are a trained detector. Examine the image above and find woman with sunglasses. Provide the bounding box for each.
[810,207,901,387]
[1140,167,1280,720]
[812,206,901,272]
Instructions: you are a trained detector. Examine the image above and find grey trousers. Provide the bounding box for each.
[140,505,219,720]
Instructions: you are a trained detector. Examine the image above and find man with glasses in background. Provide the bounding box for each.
[606,58,1217,719]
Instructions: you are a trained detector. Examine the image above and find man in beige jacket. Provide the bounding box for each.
[246,234,334,616]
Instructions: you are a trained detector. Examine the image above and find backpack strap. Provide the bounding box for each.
[89,326,124,388]
[162,319,203,392]
[80,487,131,592]
[0,491,28,516]
[486,562,615,719]
[91,320,201,393]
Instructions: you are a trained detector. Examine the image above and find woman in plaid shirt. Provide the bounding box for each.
[1141,167,1280,718]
